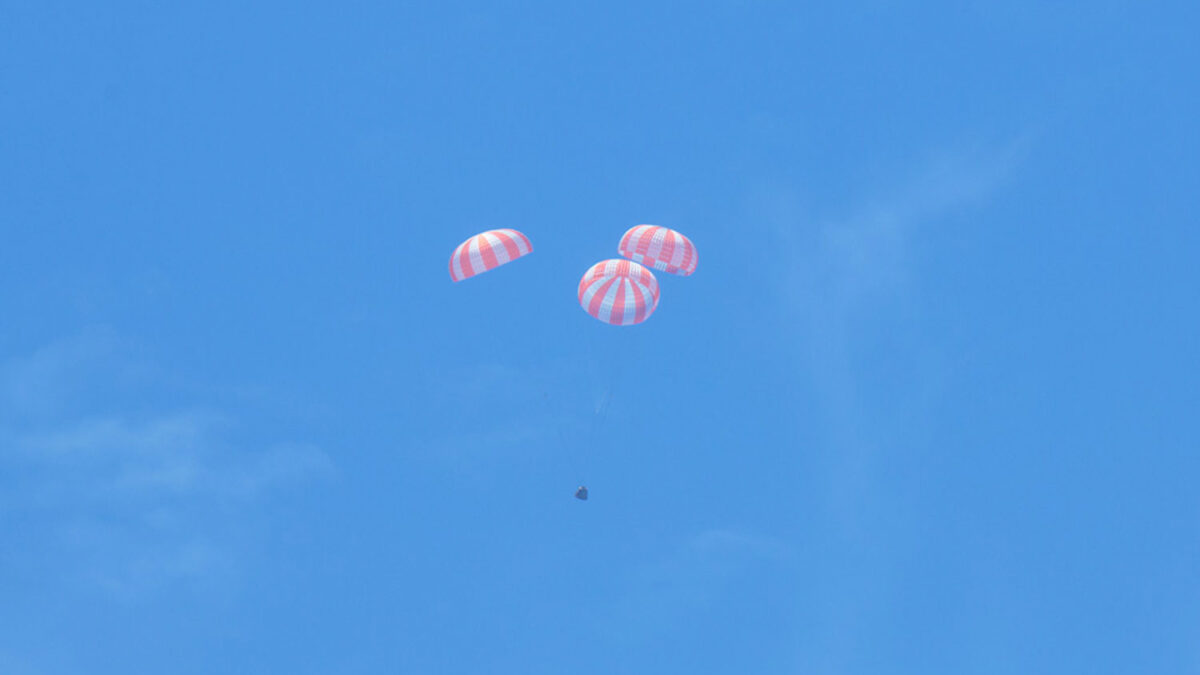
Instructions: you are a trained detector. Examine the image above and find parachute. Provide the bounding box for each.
[448,229,533,282]
[618,225,697,276]
[577,259,659,326]
[446,226,697,498]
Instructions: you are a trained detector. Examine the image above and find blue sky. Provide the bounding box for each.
[2,1,1198,673]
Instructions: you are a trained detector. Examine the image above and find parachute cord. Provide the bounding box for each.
[576,319,632,489]
[585,330,627,482]
[540,389,571,460]
[581,323,602,483]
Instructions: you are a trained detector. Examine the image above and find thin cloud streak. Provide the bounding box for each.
[758,142,1028,672]
[769,141,1027,479]
[0,329,333,598]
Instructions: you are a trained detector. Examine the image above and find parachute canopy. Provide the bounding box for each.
[449,229,533,282]
[578,259,659,326]
[618,225,697,276]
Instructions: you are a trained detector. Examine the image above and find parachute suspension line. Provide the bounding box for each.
[576,326,599,486]
[539,387,571,464]
[579,325,628,484]
[577,321,609,485]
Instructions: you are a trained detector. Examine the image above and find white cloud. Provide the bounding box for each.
[0,328,333,598]
[0,326,121,419]
[603,528,792,645]
[757,144,1028,670]
[765,142,1026,456]
[420,359,586,471]
[688,528,790,558]
[223,441,334,497]
[0,648,51,675]
[777,143,1024,319]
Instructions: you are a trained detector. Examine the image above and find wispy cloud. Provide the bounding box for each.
[766,141,1026,472]
[1,326,123,419]
[7,412,331,503]
[0,328,332,599]
[757,143,1027,670]
[775,142,1025,324]
[421,359,586,471]
[0,647,50,675]
[604,528,792,643]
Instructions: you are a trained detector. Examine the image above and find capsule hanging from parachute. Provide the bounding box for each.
[444,225,699,499]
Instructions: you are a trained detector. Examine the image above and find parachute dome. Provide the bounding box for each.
[448,229,533,282]
[617,225,697,276]
[577,259,659,326]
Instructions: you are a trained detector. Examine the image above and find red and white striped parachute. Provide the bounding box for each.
[617,225,697,276]
[449,229,533,282]
[578,259,659,326]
